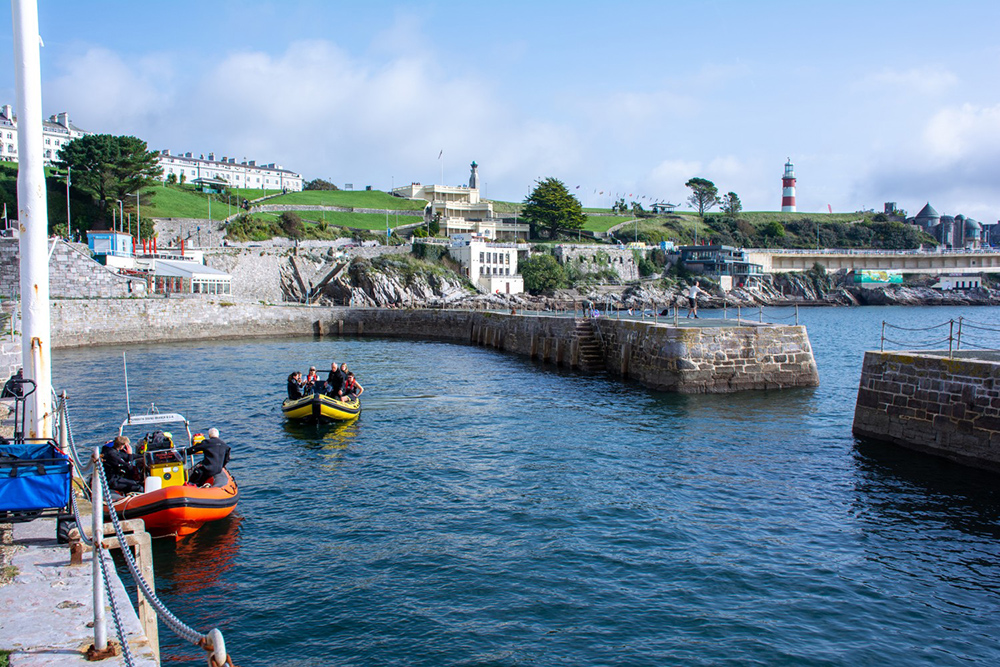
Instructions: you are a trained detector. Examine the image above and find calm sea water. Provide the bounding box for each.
[54,306,1000,666]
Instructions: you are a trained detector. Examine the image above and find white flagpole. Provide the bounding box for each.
[12,0,53,439]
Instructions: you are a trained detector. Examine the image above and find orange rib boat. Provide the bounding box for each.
[105,410,239,541]
[110,468,239,540]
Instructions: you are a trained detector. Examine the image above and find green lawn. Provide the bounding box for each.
[141,184,281,222]
[736,211,869,224]
[584,215,633,232]
[268,189,426,210]
[289,210,417,231]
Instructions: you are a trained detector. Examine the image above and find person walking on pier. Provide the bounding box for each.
[686,281,706,319]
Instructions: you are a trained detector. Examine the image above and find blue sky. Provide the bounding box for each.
[2,1,999,218]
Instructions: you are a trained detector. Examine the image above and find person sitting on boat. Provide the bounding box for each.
[305,366,319,393]
[102,435,144,494]
[344,372,364,400]
[325,361,347,399]
[185,427,231,488]
[287,371,305,400]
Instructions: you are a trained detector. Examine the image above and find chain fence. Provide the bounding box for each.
[880,317,1000,356]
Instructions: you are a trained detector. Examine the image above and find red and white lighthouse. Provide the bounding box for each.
[781,158,796,212]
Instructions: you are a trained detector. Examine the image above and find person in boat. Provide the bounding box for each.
[185,427,231,488]
[102,435,144,494]
[305,366,319,393]
[344,371,364,400]
[325,361,347,399]
[287,371,305,400]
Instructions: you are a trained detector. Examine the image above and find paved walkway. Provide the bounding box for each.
[0,519,157,666]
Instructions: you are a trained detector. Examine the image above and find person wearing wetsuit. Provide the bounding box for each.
[287,371,305,399]
[102,435,143,494]
[326,362,347,399]
[185,427,231,487]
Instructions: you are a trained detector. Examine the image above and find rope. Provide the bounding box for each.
[883,320,953,332]
[881,336,954,349]
[958,321,1000,333]
[70,493,93,547]
[96,537,136,667]
[61,395,92,494]
[957,316,1000,328]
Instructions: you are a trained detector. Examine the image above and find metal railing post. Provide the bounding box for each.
[957,317,963,351]
[737,305,741,323]
[795,304,799,326]
[758,305,763,323]
[949,319,954,358]
[91,448,107,652]
[673,306,678,326]
[880,321,886,352]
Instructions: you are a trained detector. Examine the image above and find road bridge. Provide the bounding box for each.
[745,248,1000,275]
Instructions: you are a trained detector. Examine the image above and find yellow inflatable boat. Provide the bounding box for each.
[282,393,361,423]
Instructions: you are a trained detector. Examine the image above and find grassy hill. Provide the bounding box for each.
[267,189,426,210]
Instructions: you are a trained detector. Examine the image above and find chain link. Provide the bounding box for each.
[96,536,136,667]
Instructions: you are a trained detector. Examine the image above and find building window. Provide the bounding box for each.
[45,138,50,145]
[479,252,484,262]
[479,266,484,275]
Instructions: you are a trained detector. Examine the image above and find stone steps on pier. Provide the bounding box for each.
[573,319,605,372]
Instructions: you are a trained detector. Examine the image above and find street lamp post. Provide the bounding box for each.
[117,200,123,235]
[135,191,140,240]
[65,166,71,240]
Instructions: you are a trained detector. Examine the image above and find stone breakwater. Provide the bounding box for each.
[853,351,1000,472]
[51,300,819,394]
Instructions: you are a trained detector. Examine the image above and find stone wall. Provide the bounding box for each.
[593,318,819,392]
[50,301,819,394]
[853,351,1000,472]
[553,245,640,282]
[0,338,20,382]
[0,238,146,298]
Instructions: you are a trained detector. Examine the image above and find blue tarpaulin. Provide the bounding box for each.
[0,442,72,512]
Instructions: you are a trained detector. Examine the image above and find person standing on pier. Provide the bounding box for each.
[686,281,706,319]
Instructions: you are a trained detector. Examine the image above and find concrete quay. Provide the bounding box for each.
[51,300,819,394]
[853,350,1000,472]
[0,519,157,666]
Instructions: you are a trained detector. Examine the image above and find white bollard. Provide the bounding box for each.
[91,448,107,651]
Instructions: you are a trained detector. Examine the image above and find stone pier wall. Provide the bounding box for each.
[853,351,1000,471]
[50,300,819,394]
[594,318,818,392]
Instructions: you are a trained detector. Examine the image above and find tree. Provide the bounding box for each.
[520,253,566,293]
[279,211,305,239]
[720,192,742,217]
[685,177,719,217]
[54,134,162,226]
[304,178,339,191]
[522,177,586,239]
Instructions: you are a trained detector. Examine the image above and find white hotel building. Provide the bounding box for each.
[0,104,303,191]
[0,104,89,163]
[158,150,303,191]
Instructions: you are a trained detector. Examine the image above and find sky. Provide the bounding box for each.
[2,0,1000,219]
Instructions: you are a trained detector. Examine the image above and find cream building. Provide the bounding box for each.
[158,150,303,191]
[447,234,524,295]
[393,162,529,241]
[0,104,90,163]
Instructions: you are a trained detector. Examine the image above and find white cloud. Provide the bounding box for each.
[854,66,958,96]
[922,103,1000,162]
[46,47,175,134]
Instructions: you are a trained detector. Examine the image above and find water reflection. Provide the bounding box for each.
[852,438,1000,541]
[283,420,362,467]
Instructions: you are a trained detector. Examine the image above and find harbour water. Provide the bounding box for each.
[55,306,1000,666]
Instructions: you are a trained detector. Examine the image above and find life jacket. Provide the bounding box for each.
[344,377,357,391]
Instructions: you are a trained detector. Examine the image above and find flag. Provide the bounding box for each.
[828,204,832,214]
[438,150,443,159]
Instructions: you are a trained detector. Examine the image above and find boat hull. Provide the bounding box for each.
[108,468,239,540]
[282,394,361,423]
